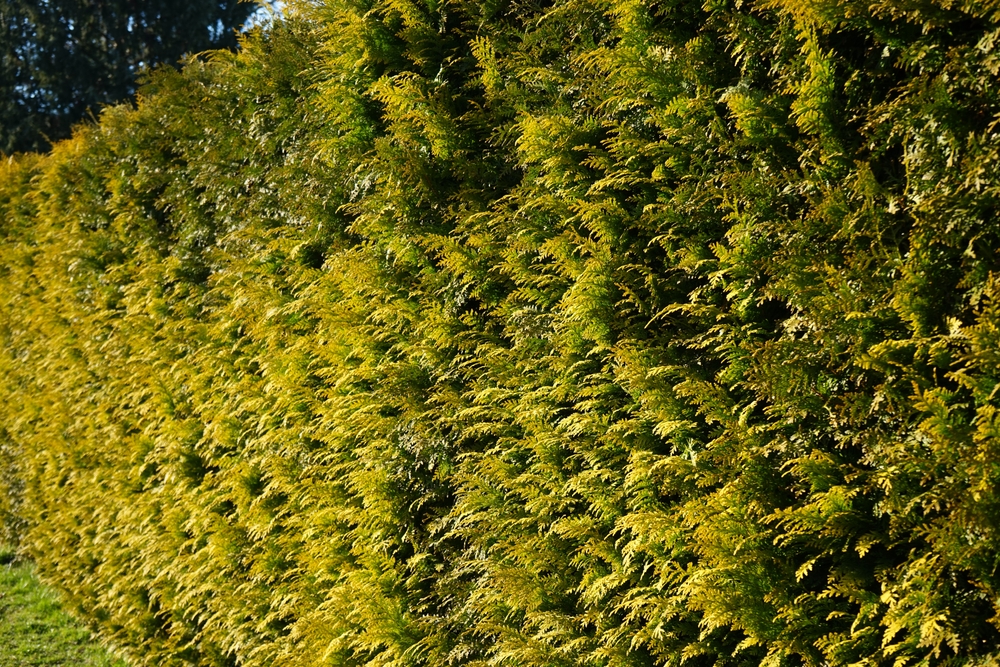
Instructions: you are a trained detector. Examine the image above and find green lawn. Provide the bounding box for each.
[0,547,127,667]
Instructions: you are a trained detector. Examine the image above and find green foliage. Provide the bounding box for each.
[3,0,1000,666]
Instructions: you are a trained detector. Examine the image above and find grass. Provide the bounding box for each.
[0,545,127,667]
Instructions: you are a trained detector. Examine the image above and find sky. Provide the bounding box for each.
[243,0,286,32]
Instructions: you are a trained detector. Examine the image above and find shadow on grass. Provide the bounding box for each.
[0,545,127,667]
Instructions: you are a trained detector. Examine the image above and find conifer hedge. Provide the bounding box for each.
[3,1,1000,666]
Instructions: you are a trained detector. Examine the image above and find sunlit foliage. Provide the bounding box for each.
[2,1,1000,666]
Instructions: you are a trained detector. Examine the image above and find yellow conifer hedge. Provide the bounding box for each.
[3,1,1000,666]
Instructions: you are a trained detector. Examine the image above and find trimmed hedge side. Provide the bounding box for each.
[3,1,1000,666]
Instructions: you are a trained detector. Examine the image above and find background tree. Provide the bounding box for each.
[0,0,257,155]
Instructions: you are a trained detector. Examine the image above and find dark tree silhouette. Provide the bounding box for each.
[0,0,256,154]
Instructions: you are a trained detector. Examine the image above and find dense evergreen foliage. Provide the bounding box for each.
[2,0,1000,665]
[0,0,256,154]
